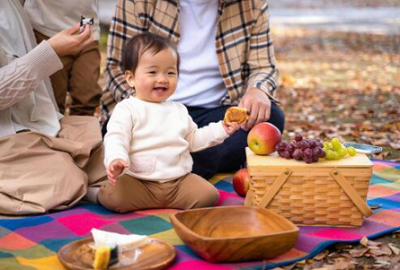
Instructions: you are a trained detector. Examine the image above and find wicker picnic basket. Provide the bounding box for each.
[244,148,374,227]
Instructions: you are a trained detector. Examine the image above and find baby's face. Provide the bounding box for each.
[130,48,178,103]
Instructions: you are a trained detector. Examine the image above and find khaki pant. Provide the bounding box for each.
[98,174,219,213]
[0,116,107,215]
[34,31,102,116]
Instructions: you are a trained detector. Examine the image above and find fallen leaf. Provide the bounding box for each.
[360,236,369,246]
[331,257,352,270]
[349,248,368,257]
[368,248,389,256]
[374,260,391,267]
[389,142,400,150]
[314,250,329,261]
[388,243,400,255]
[380,245,393,256]
[311,260,325,268]
[367,240,383,246]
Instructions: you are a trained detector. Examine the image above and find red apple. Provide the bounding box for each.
[233,168,250,197]
[247,122,282,155]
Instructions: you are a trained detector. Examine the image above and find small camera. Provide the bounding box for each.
[80,15,94,33]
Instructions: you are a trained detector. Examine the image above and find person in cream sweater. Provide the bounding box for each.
[0,0,106,215]
[97,32,240,212]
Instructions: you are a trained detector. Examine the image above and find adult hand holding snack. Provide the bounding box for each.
[239,87,272,131]
[48,24,93,57]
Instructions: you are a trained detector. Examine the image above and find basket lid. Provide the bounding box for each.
[246,148,373,168]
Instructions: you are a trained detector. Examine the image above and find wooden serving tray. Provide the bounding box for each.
[58,237,176,270]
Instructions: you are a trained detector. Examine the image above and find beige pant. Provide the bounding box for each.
[34,31,102,116]
[98,174,219,213]
[0,116,107,215]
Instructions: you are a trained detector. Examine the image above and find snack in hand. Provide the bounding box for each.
[80,15,94,33]
[224,107,249,124]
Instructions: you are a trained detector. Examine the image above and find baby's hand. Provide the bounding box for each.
[107,159,129,185]
[223,122,240,135]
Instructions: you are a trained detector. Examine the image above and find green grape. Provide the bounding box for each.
[326,150,337,160]
[323,141,331,150]
[333,151,341,160]
[338,147,347,158]
[347,146,357,156]
[331,138,342,151]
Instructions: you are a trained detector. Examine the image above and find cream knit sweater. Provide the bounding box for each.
[0,0,63,137]
[104,97,230,182]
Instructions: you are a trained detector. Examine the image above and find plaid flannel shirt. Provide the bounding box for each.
[101,0,279,119]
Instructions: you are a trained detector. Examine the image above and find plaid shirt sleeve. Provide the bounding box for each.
[246,1,279,101]
[102,0,144,111]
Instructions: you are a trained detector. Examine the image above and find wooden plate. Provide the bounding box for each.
[58,237,176,270]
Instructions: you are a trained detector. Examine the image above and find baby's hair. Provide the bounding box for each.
[122,32,180,74]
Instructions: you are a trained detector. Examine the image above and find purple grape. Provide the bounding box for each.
[302,142,309,150]
[282,150,291,159]
[304,157,313,164]
[295,134,303,142]
[312,155,319,162]
[287,144,295,153]
[277,141,288,151]
[282,141,289,149]
[303,148,313,158]
[292,149,303,160]
[316,141,323,148]
[313,147,322,157]
[296,141,303,149]
[278,150,285,157]
[309,140,317,149]
[303,140,310,149]
[319,149,326,158]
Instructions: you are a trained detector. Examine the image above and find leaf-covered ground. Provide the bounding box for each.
[272,233,400,270]
[273,28,400,161]
[267,25,400,270]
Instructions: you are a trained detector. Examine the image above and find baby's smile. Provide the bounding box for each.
[153,87,168,92]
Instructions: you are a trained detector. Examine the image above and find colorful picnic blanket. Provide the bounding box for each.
[1,160,400,270]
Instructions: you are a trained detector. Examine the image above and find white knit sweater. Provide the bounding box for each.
[0,0,63,137]
[104,97,230,182]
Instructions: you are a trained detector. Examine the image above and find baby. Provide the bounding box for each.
[98,32,240,212]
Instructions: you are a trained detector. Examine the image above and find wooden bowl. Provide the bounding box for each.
[169,206,299,263]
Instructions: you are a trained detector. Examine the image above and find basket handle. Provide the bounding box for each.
[258,168,292,208]
[330,170,373,217]
[244,189,255,206]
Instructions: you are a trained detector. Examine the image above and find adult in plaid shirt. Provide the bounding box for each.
[102,0,285,179]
